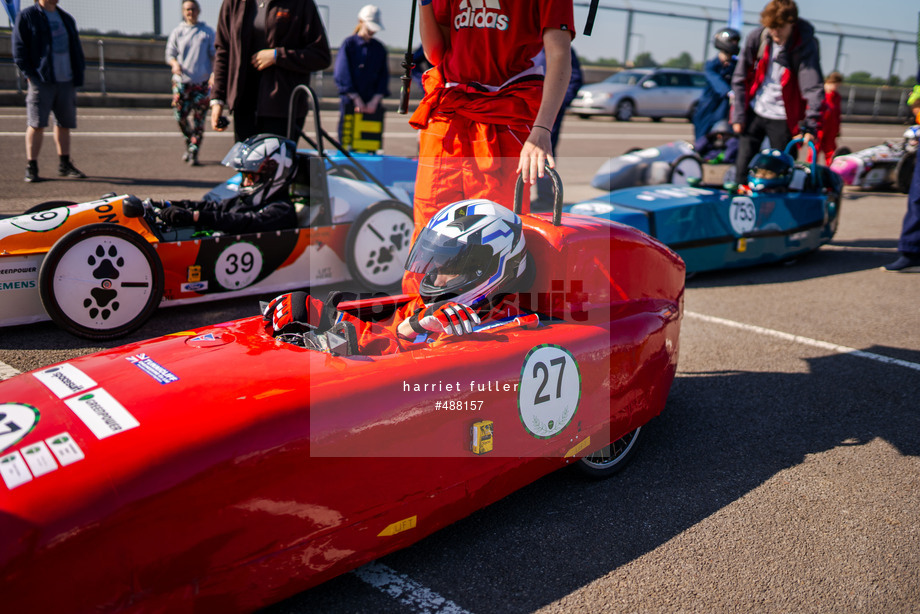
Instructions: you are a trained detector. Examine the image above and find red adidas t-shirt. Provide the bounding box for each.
[433,0,575,87]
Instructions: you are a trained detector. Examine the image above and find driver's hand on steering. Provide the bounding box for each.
[160,206,195,227]
[402,301,481,339]
[263,291,313,336]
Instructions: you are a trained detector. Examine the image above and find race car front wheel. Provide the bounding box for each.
[577,426,643,479]
[669,154,703,185]
[345,200,414,294]
[39,223,164,340]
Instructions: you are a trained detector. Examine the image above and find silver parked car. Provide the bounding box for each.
[569,68,706,122]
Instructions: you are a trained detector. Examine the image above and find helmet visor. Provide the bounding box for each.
[221,140,270,173]
[405,227,492,298]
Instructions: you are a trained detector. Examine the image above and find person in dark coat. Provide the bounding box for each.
[334,5,390,145]
[693,27,740,141]
[12,0,86,182]
[209,0,331,143]
[730,0,824,184]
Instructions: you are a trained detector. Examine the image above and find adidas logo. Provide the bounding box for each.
[455,0,509,31]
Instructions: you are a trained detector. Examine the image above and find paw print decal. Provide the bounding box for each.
[364,220,411,276]
[84,244,123,320]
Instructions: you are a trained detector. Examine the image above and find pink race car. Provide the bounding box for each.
[830,126,918,193]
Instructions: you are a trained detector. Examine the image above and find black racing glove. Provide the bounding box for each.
[408,301,481,337]
[160,205,195,226]
[262,291,312,336]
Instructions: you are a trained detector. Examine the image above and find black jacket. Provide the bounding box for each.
[12,4,85,86]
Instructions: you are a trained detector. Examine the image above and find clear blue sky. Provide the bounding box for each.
[8,1,918,81]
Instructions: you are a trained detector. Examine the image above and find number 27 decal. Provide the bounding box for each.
[518,345,581,439]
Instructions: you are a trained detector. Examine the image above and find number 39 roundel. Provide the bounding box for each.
[518,344,581,439]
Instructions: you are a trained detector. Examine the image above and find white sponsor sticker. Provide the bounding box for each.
[65,389,139,439]
[33,364,98,399]
[0,451,32,489]
[518,345,581,439]
[46,432,85,466]
[0,255,40,283]
[180,281,209,293]
[0,402,39,453]
[21,441,58,477]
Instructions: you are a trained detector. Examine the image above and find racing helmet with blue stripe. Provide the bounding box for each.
[405,199,527,306]
[221,133,297,207]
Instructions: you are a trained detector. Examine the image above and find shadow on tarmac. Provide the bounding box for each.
[264,346,919,614]
[685,245,890,287]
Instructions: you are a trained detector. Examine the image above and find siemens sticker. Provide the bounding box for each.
[65,389,139,440]
[0,280,36,290]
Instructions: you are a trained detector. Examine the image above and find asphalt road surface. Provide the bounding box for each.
[0,107,918,613]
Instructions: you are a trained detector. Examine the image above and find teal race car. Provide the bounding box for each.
[566,140,842,274]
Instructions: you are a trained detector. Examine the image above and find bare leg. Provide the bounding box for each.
[54,125,71,157]
[25,125,44,160]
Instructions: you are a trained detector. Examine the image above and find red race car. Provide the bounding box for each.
[0,173,685,612]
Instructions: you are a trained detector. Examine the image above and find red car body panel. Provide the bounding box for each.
[0,214,684,612]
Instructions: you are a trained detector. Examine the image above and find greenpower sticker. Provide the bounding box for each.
[65,389,139,439]
[0,403,39,453]
[517,344,582,439]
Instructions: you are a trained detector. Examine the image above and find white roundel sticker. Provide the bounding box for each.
[729,197,757,235]
[215,242,263,290]
[518,345,581,439]
[12,208,69,233]
[0,403,39,453]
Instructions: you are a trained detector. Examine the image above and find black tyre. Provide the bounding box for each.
[577,114,591,120]
[669,154,704,185]
[24,200,76,214]
[577,426,644,479]
[328,164,362,181]
[345,200,414,293]
[615,99,635,122]
[833,146,851,158]
[39,223,164,340]
[895,152,916,194]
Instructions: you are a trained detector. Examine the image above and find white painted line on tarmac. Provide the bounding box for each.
[823,244,899,253]
[353,562,472,614]
[0,360,22,381]
[686,311,920,372]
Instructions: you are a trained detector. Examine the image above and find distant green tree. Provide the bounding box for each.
[593,57,622,67]
[633,52,658,68]
[847,71,885,86]
[886,75,901,87]
[663,52,693,69]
